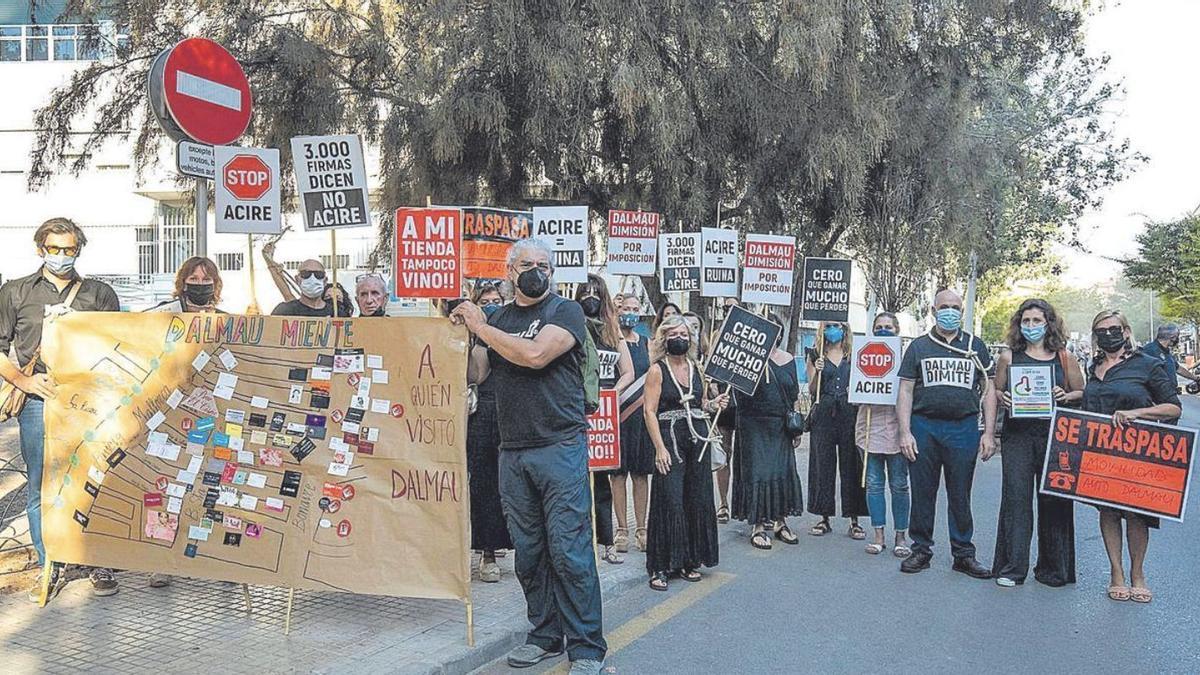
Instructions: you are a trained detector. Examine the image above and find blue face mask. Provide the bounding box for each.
[874,327,895,337]
[936,308,962,332]
[824,326,844,343]
[619,312,639,329]
[482,303,501,317]
[1021,324,1046,343]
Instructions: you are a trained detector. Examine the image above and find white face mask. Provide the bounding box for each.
[299,275,326,299]
[44,252,77,276]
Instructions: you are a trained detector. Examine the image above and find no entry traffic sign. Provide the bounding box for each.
[149,38,252,146]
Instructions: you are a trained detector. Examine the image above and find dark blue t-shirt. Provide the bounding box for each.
[898,330,995,420]
[487,294,588,449]
[1140,340,1179,383]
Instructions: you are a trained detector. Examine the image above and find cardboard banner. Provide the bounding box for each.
[741,234,796,306]
[1009,364,1054,418]
[848,336,901,405]
[587,389,622,471]
[393,207,463,299]
[704,306,782,396]
[801,257,852,322]
[658,233,701,293]
[1041,408,1195,522]
[460,206,531,280]
[40,312,470,600]
[214,145,281,234]
[290,134,372,230]
[606,209,659,276]
[532,205,588,283]
[701,227,738,298]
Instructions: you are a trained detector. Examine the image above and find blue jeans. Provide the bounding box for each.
[908,414,980,559]
[18,398,46,564]
[865,453,910,531]
[499,433,607,662]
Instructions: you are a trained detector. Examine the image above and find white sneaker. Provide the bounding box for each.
[995,577,1017,588]
[149,573,171,588]
[479,560,501,583]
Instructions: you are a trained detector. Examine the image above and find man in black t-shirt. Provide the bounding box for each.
[270,259,353,317]
[451,238,606,674]
[896,289,995,578]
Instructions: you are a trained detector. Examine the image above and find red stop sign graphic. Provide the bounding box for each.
[858,341,895,378]
[223,154,271,201]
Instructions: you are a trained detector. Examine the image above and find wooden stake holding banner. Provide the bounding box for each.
[861,407,872,488]
[245,234,260,315]
[329,230,340,314]
[284,587,296,635]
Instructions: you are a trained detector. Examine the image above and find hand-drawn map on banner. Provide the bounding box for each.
[40,312,470,600]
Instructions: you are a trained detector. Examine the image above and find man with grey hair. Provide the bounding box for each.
[355,274,388,317]
[450,237,605,674]
[1142,324,1197,416]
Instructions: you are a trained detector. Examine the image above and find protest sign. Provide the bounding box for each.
[214,146,281,234]
[393,207,463,299]
[848,336,902,405]
[704,306,783,396]
[460,206,531,279]
[801,257,852,322]
[40,312,470,600]
[701,227,738,297]
[1040,408,1195,522]
[532,205,588,283]
[606,209,659,276]
[587,389,622,471]
[658,233,702,293]
[290,134,372,231]
[741,234,796,306]
[1009,363,1055,418]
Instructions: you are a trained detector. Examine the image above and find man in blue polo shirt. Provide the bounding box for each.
[896,288,995,578]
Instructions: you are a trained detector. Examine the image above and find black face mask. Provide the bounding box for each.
[516,268,550,299]
[184,282,215,307]
[580,297,601,317]
[1096,330,1127,354]
[666,337,691,356]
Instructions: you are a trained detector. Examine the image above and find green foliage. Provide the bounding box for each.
[1122,209,1200,329]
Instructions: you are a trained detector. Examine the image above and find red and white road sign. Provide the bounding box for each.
[223,154,271,200]
[214,145,280,234]
[848,336,902,405]
[160,38,252,146]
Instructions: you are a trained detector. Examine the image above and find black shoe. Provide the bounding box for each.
[900,550,932,573]
[952,557,992,579]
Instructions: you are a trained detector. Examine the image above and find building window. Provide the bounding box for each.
[0,26,20,61]
[0,24,128,62]
[136,225,158,283]
[216,253,244,271]
[25,26,47,61]
[320,254,350,269]
[159,204,195,273]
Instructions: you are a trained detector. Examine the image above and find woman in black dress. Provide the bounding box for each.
[575,275,634,565]
[987,299,1084,587]
[732,327,804,550]
[806,321,868,538]
[465,283,513,582]
[610,293,655,552]
[643,315,729,590]
[1082,310,1180,603]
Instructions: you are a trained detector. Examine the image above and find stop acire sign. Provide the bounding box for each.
[223,154,272,201]
[857,341,896,378]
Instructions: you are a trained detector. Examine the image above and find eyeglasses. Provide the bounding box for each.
[1095,326,1124,337]
[513,261,551,273]
[299,270,327,280]
[43,245,80,256]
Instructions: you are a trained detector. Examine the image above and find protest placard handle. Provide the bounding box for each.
[329,230,340,314]
[465,598,475,646]
[814,330,825,406]
[241,582,253,613]
[284,587,296,635]
[37,559,53,607]
[245,235,261,315]
[861,407,871,488]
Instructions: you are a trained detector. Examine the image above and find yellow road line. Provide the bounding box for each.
[546,571,735,673]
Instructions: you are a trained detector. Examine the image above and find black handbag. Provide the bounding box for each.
[771,362,806,438]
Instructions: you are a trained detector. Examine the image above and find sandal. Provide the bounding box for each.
[1130,586,1153,603]
[679,568,702,582]
[809,521,831,537]
[848,523,866,540]
[635,527,647,552]
[716,506,730,524]
[893,544,912,558]
[774,524,799,545]
[865,543,886,555]
[602,546,625,565]
[649,572,668,591]
[614,528,629,554]
[1107,585,1130,601]
[751,530,773,550]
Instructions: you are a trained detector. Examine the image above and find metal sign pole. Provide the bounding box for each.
[196,177,208,257]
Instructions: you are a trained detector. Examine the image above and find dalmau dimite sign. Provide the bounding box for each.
[606,209,659,276]
[848,336,901,405]
[1041,408,1196,522]
[658,233,701,293]
[290,134,372,231]
[587,389,622,471]
[532,205,588,283]
[214,145,281,234]
[393,208,463,298]
[740,234,795,306]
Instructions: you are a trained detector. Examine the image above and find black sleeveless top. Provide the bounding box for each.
[657,360,703,413]
[626,334,650,379]
[1004,349,1065,436]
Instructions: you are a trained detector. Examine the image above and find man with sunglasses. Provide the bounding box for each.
[0,218,121,601]
[271,259,351,317]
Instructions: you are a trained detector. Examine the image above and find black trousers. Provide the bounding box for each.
[991,428,1076,585]
[807,400,867,518]
[593,471,614,546]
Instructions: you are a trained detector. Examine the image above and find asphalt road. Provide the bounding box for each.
[478,396,1200,674]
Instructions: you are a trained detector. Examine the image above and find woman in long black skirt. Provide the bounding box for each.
[610,293,655,552]
[643,316,729,591]
[465,284,513,582]
[986,299,1082,588]
[732,329,804,549]
[806,321,868,539]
